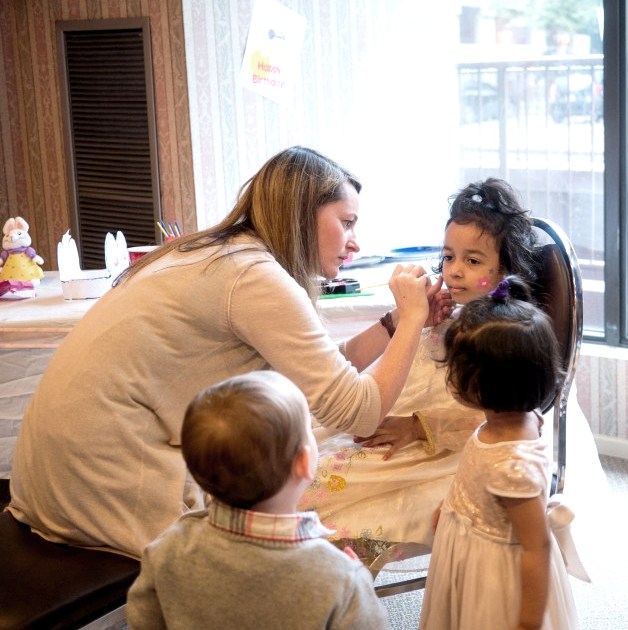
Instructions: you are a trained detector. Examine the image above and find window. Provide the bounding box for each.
[601,0,626,347]
[453,1,607,341]
[326,2,613,341]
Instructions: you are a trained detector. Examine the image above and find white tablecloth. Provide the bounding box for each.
[0,273,98,477]
[318,291,394,340]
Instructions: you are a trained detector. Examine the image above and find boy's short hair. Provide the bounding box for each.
[444,276,563,413]
[181,371,309,509]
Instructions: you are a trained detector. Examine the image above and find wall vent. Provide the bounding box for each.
[57,18,161,268]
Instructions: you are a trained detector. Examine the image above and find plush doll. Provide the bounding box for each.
[0,216,44,285]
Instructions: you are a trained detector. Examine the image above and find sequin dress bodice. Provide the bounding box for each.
[444,422,551,541]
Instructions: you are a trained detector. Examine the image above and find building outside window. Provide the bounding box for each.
[454,0,606,340]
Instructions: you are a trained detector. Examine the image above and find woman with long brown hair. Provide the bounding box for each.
[8,146,447,558]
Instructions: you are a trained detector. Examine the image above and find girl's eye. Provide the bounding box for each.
[467,258,480,265]
[343,220,355,230]
[442,255,453,262]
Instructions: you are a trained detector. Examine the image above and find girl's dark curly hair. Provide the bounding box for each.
[436,178,540,285]
[443,275,563,413]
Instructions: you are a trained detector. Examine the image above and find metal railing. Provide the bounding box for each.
[458,55,605,332]
[458,55,603,172]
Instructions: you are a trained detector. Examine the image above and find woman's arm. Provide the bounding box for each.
[361,265,431,418]
[501,494,551,630]
[341,313,397,372]
[229,259,429,435]
[342,280,453,372]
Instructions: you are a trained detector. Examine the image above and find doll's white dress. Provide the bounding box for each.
[419,422,579,630]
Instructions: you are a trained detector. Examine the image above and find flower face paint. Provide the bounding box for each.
[477,274,493,289]
[442,223,501,305]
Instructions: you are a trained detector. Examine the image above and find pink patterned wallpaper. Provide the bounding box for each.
[578,353,628,442]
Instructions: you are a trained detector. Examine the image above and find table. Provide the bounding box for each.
[0,273,98,477]
[318,287,394,340]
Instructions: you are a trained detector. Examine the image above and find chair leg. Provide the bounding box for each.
[367,542,431,597]
[375,575,427,598]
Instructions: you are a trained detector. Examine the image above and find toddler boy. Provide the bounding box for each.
[127,370,388,629]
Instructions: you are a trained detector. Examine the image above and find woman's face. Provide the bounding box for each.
[442,221,501,305]
[316,183,360,279]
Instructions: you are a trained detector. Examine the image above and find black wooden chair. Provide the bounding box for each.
[368,216,584,597]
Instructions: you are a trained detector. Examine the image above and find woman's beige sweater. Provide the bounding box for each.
[8,237,379,557]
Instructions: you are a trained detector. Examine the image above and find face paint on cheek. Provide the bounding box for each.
[476,269,496,290]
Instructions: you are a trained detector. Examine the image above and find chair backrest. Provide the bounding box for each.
[531,217,583,494]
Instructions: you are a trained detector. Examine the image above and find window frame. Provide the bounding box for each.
[601,0,627,346]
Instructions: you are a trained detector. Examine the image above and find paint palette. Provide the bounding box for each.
[319,278,361,294]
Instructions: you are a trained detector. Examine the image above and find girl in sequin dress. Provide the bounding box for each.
[419,276,579,630]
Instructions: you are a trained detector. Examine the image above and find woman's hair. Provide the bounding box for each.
[181,370,309,509]
[443,275,563,413]
[436,178,539,284]
[115,146,361,300]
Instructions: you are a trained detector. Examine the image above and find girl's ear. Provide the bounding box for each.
[292,444,315,482]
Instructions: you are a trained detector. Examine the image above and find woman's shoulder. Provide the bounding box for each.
[187,234,283,279]
[216,233,275,263]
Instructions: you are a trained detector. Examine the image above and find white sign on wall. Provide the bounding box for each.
[239,0,306,104]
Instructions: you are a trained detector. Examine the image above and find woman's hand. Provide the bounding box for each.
[425,280,454,327]
[387,264,430,325]
[388,268,453,328]
[354,415,424,460]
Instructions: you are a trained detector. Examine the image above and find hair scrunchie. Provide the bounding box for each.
[489,279,510,301]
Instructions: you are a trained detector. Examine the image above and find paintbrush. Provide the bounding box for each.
[358,272,441,292]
